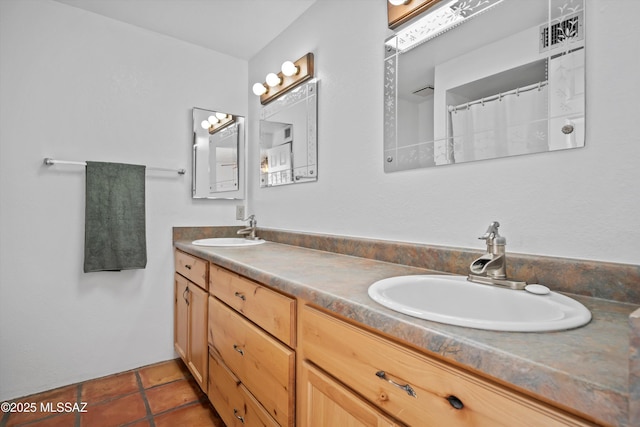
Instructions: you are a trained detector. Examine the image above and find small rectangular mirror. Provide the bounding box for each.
[192,107,245,199]
[259,80,317,187]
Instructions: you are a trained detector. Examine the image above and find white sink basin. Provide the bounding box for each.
[368,275,591,332]
[192,238,265,247]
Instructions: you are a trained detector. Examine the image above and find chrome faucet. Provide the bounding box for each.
[237,214,259,240]
[468,221,526,290]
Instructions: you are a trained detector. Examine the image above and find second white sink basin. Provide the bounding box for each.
[192,238,265,247]
[368,275,591,332]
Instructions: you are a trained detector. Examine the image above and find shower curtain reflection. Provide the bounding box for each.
[449,84,549,163]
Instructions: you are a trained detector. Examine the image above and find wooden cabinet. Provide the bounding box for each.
[174,250,209,392]
[208,264,296,427]
[300,304,595,427]
[173,247,596,427]
[300,361,404,427]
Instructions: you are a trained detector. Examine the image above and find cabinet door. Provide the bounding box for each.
[300,361,403,427]
[174,274,189,361]
[188,284,208,392]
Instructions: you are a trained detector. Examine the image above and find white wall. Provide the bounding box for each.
[2,0,639,403]
[0,0,247,400]
[248,0,640,265]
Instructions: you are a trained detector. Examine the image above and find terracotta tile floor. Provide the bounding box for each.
[1,359,225,427]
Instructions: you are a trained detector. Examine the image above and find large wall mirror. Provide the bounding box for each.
[384,0,585,172]
[192,107,245,199]
[259,80,317,187]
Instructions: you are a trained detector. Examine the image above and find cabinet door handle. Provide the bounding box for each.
[233,409,245,424]
[184,264,192,270]
[447,395,464,409]
[183,287,189,306]
[375,370,417,398]
[233,344,245,356]
[234,291,246,301]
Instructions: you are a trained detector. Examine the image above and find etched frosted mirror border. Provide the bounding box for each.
[215,122,238,139]
[306,85,317,176]
[260,81,310,119]
[384,42,397,172]
[394,0,506,53]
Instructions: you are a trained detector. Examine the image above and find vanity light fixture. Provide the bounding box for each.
[201,113,235,134]
[281,60,298,77]
[265,72,282,87]
[252,52,314,105]
[252,83,268,96]
[387,0,441,29]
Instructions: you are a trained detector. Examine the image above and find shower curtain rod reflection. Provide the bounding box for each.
[43,158,186,175]
[448,81,548,113]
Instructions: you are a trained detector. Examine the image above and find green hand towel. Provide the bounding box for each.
[84,161,147,272]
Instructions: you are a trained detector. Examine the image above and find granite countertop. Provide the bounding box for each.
[174,239,637,426]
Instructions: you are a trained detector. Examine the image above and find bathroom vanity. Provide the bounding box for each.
[173,227,639,427]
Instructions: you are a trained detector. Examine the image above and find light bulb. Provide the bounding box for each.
[281,61,298,77]
[266,72,281,87]
[389,0,410,5]
[207,115,219,125]
[252,82,267,96]
[200,120,210,130]
[215,112,227,120]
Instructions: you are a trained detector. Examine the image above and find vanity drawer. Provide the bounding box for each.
[208,350,279,427]
[209,264,295,347]
[175,250,208,290]
[209,296,295,427]
[301,305,593,427]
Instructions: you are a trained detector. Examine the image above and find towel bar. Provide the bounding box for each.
[43,158,186,175]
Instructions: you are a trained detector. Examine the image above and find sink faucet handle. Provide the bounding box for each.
[479,221,506,246]
[242,214,256,228]
[479,221,501,241]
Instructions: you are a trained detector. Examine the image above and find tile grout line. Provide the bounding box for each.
[75,383,82,427]
[135,370,156,427]
[151,400,203,419]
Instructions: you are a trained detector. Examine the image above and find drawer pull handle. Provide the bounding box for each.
[233,344,245,356]
[447,395,464,410]
[375,370,417,398]
[184,264,192,270]
[234,292,246,301]
[183,287,189,306]
[233,409,245,424]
